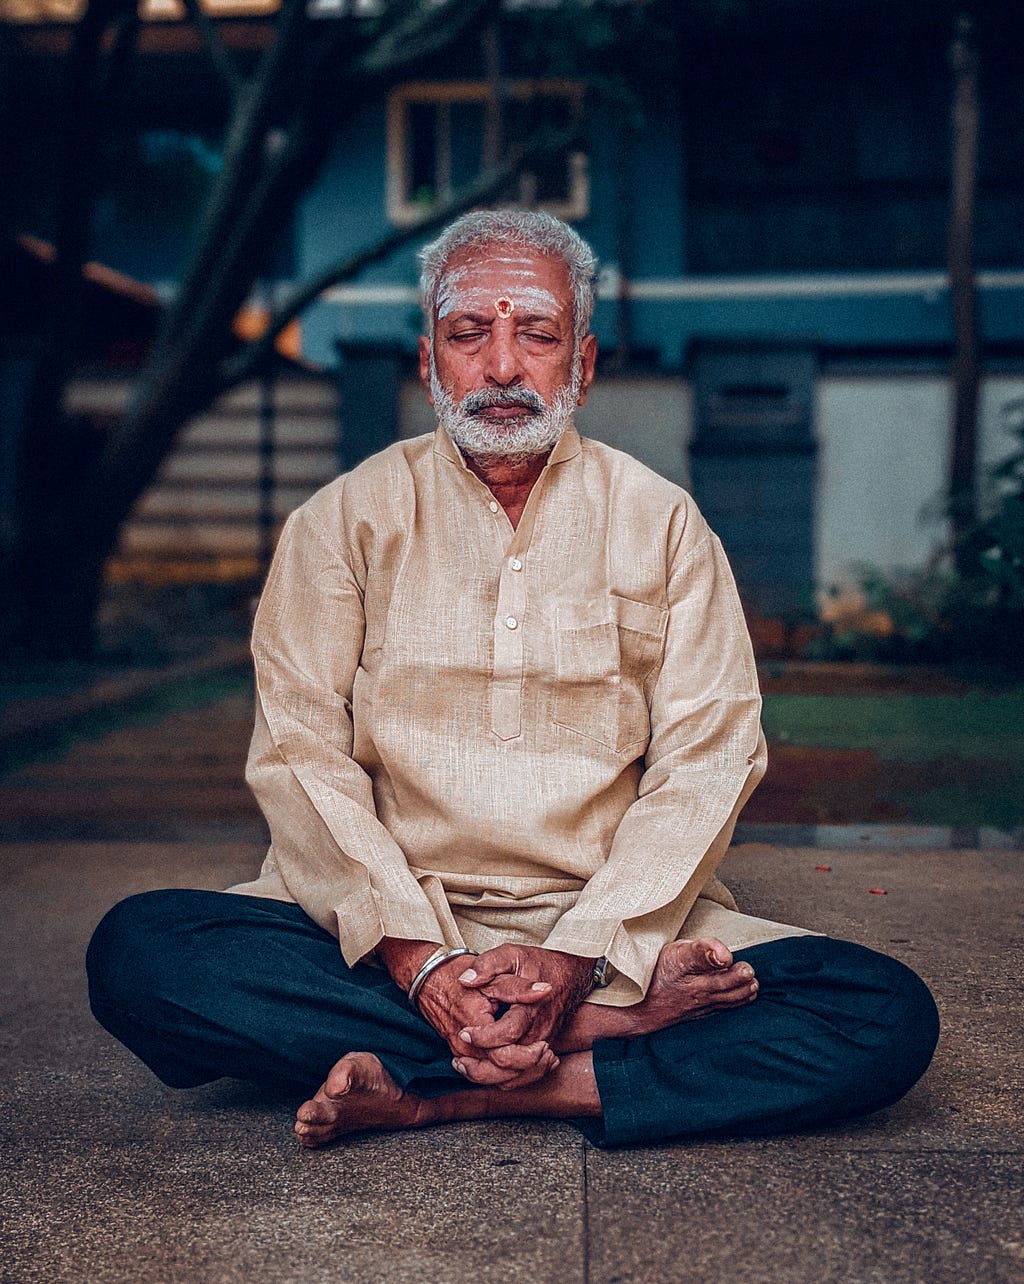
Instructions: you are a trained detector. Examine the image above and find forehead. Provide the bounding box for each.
[436,244,571,316]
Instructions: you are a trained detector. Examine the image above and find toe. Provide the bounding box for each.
[296,1088,343,1125]
[295,1126,333,1149]
[700,938,733,969]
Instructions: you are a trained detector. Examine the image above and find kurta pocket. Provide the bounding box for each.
[552,595,667,754]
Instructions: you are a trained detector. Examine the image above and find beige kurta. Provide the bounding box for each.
[229,424,810,1005]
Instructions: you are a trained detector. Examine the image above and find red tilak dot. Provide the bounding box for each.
[869,887,887,896]
[814,864,832,873]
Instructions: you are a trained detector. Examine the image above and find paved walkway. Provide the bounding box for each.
[1,688,1021,1282]
[0,684,262,842]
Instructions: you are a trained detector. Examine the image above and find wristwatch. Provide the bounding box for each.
[591,956,614,989]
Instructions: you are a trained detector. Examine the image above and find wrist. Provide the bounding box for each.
[407,947,476,1013]
[550,950,601,1005]
[376,938,443,992]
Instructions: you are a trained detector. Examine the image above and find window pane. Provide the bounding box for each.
[449,101,486,189]
[408,102,437,205]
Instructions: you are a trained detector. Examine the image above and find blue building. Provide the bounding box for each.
[6,0,1024,618]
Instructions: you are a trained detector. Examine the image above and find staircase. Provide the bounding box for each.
[69,372,340,584]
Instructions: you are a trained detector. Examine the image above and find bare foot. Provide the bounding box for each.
[637,938,757,1030]
[294,1052,425,1149]
[556,938,758,1052]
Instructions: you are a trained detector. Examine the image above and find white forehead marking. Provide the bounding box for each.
[436,279,562,320]
[435,266,469,318]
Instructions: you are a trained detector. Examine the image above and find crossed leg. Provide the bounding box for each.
[87,892,939,1151]
[293,938,759,1147]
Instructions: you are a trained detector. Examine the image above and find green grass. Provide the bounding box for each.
[7,672,1023,826]
[0,667,252,778]
[761,691,1024,826]
[761,692,1024,762]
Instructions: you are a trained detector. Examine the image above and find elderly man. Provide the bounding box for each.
[88,210,938,1149]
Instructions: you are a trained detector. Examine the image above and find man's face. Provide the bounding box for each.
[418,243,596,461]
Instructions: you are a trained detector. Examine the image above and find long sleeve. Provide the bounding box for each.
[233,492,462,966]
[229,431,789,990]
[542,523,767,1003]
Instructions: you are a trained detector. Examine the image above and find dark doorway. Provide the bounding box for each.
[688,340,818,619]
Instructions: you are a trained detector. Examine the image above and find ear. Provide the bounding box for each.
[418,335,434,404]
[576,334,598,406]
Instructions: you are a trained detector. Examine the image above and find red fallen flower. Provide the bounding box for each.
[869,887,887,895]
[814,864,832,872]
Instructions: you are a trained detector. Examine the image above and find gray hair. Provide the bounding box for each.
[418,209,598,343]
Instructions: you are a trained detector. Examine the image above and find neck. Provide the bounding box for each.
[463,451,551,530]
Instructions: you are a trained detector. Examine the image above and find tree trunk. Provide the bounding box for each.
[1,0,135,663]
[947,11,981,572]
[0,0,581,665]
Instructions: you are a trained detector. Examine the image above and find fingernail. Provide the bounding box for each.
[453,1059,466,1074]
[459,969,478,982]
[459,1029,473,1043]
[531,982,552,992]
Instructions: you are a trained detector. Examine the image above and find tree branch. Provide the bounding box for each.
[217,123,576,389]
[149,0,317,355]
[357,0,497,78]
[180,0,244,98]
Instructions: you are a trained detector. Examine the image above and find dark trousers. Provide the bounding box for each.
[86,890,939,1148]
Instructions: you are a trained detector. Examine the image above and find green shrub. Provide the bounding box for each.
[808,408,1024,669]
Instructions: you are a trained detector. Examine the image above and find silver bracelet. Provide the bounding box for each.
[407,947,476,1013]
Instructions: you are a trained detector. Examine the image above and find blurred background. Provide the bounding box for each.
[1,0,1022,833]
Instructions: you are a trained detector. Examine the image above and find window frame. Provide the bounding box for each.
[385,79,589,227]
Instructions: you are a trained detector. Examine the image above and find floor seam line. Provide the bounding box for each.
[582,1137,591,1284]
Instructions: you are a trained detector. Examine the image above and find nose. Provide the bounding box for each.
[483,326,523,388]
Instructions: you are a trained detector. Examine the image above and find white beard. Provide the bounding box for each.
[430,353,581,464]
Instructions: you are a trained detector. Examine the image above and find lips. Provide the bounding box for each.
[472,403,537,419]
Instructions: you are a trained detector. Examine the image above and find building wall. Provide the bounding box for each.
[400,371,1024,593]
[293,89,1024,370]
[816,374,1024,588]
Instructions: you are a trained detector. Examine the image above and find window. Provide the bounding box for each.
[682,29,1024,274]
[386,80,588,226]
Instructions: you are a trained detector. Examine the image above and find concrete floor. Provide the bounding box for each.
[2,831,1021,1283]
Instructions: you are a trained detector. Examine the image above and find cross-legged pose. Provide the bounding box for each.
[88,210,938,1149]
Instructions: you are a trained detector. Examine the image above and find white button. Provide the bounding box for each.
[488,500,499,513]
[509,557,523,571]
[505,616,518,630]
